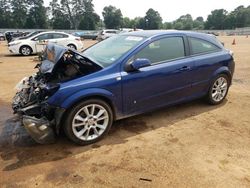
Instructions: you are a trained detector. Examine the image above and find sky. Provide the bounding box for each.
[44,0,250,22]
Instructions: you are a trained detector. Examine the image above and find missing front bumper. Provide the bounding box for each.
[22,115,56,144]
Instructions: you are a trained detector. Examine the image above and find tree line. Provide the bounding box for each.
[0,0,250,30]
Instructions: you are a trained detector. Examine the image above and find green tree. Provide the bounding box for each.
[50,0,99,29]
[144,8,162,29]
[0,0,12,28]
[205,9,227,29]
[176,14,193,30]
[173,22,183,30]
[78,0,100,30]
[102,5,123,29]
[122,17,133,28]
[234,6,250,28]
[79,13,100,30]
[196,16,204,22]
[10,0,29,28]
[163,22,173,29]
[25,0,48,29]
[61,0,76,29]
[224,12,236,29]
[193,16,204,29]
[50,0,71,29]
[136,17,146,29]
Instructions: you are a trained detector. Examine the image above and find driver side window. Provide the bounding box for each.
[135,37,185,64]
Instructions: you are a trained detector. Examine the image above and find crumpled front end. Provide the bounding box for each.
[12,43,102,144]
[22,115,55,144]
[12,74,65,144]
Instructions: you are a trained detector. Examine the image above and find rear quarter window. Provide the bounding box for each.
[189,37,221,55]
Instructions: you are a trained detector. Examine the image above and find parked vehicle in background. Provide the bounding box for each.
[8,31,84,56]
[120,28,144,33]
[12,30,234,145]
[0,32,5,40]
[72,31,99,40]
[12,31,44,41]
[97,29,119,41]
[120,28,134,33]
[5,31,30,43]
[206,32,219,36]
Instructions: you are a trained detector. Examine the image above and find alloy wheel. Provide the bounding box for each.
[21,47,31,55]
[211,77,228,102]
[72,104,109,141]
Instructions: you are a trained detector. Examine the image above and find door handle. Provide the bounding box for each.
[178,66,191,71]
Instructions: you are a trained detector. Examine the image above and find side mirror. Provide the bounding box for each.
[125,58,151,72]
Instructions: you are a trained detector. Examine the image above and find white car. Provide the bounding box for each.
[8,31,84,56]
[0,32,5,41]
[97,29,119,41]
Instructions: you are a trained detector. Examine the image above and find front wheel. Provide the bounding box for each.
[207,74,229,105]
[63,99,113,145]
[20,46,32,56]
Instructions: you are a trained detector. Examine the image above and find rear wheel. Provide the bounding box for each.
[207,74,229,105]
[64,99,113,145]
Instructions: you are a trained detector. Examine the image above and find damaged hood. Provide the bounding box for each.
[39,43,102,74]
[40,43,69,74]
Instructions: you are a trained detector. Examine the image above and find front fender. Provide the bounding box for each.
[59,88,115,109]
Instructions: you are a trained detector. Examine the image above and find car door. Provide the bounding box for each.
[51,33,68,46]
[121,36,195,114]
[34,33,53,52]
[187,37,224,95]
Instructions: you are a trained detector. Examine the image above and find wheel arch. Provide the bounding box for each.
[211,66,232,85]
[66,95,116,119]
[67,43,77,50]
[56,94,117,134]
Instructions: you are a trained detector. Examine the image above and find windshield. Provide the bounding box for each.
[20,31,41,39]
[82,35,145,67]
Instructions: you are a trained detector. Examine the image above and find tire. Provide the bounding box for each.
[67,44,77,50]
[207,74,229,105]
[63,99,113,145]
[20,46,32,56]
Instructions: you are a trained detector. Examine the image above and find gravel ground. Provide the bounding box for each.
[0,37,250,188]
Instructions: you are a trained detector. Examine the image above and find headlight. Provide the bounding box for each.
[9,42,21,46]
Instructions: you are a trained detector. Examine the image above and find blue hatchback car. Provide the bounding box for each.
[13,30,235,145]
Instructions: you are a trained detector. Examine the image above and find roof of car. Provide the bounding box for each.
[37,31,70,35]
[121,30,223,48]
[121,30,204,38]
[103,29,119,31]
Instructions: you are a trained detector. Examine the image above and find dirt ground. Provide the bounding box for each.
[0,36,250,188]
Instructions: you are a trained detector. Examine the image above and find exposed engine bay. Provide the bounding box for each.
[12,43,102,143]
